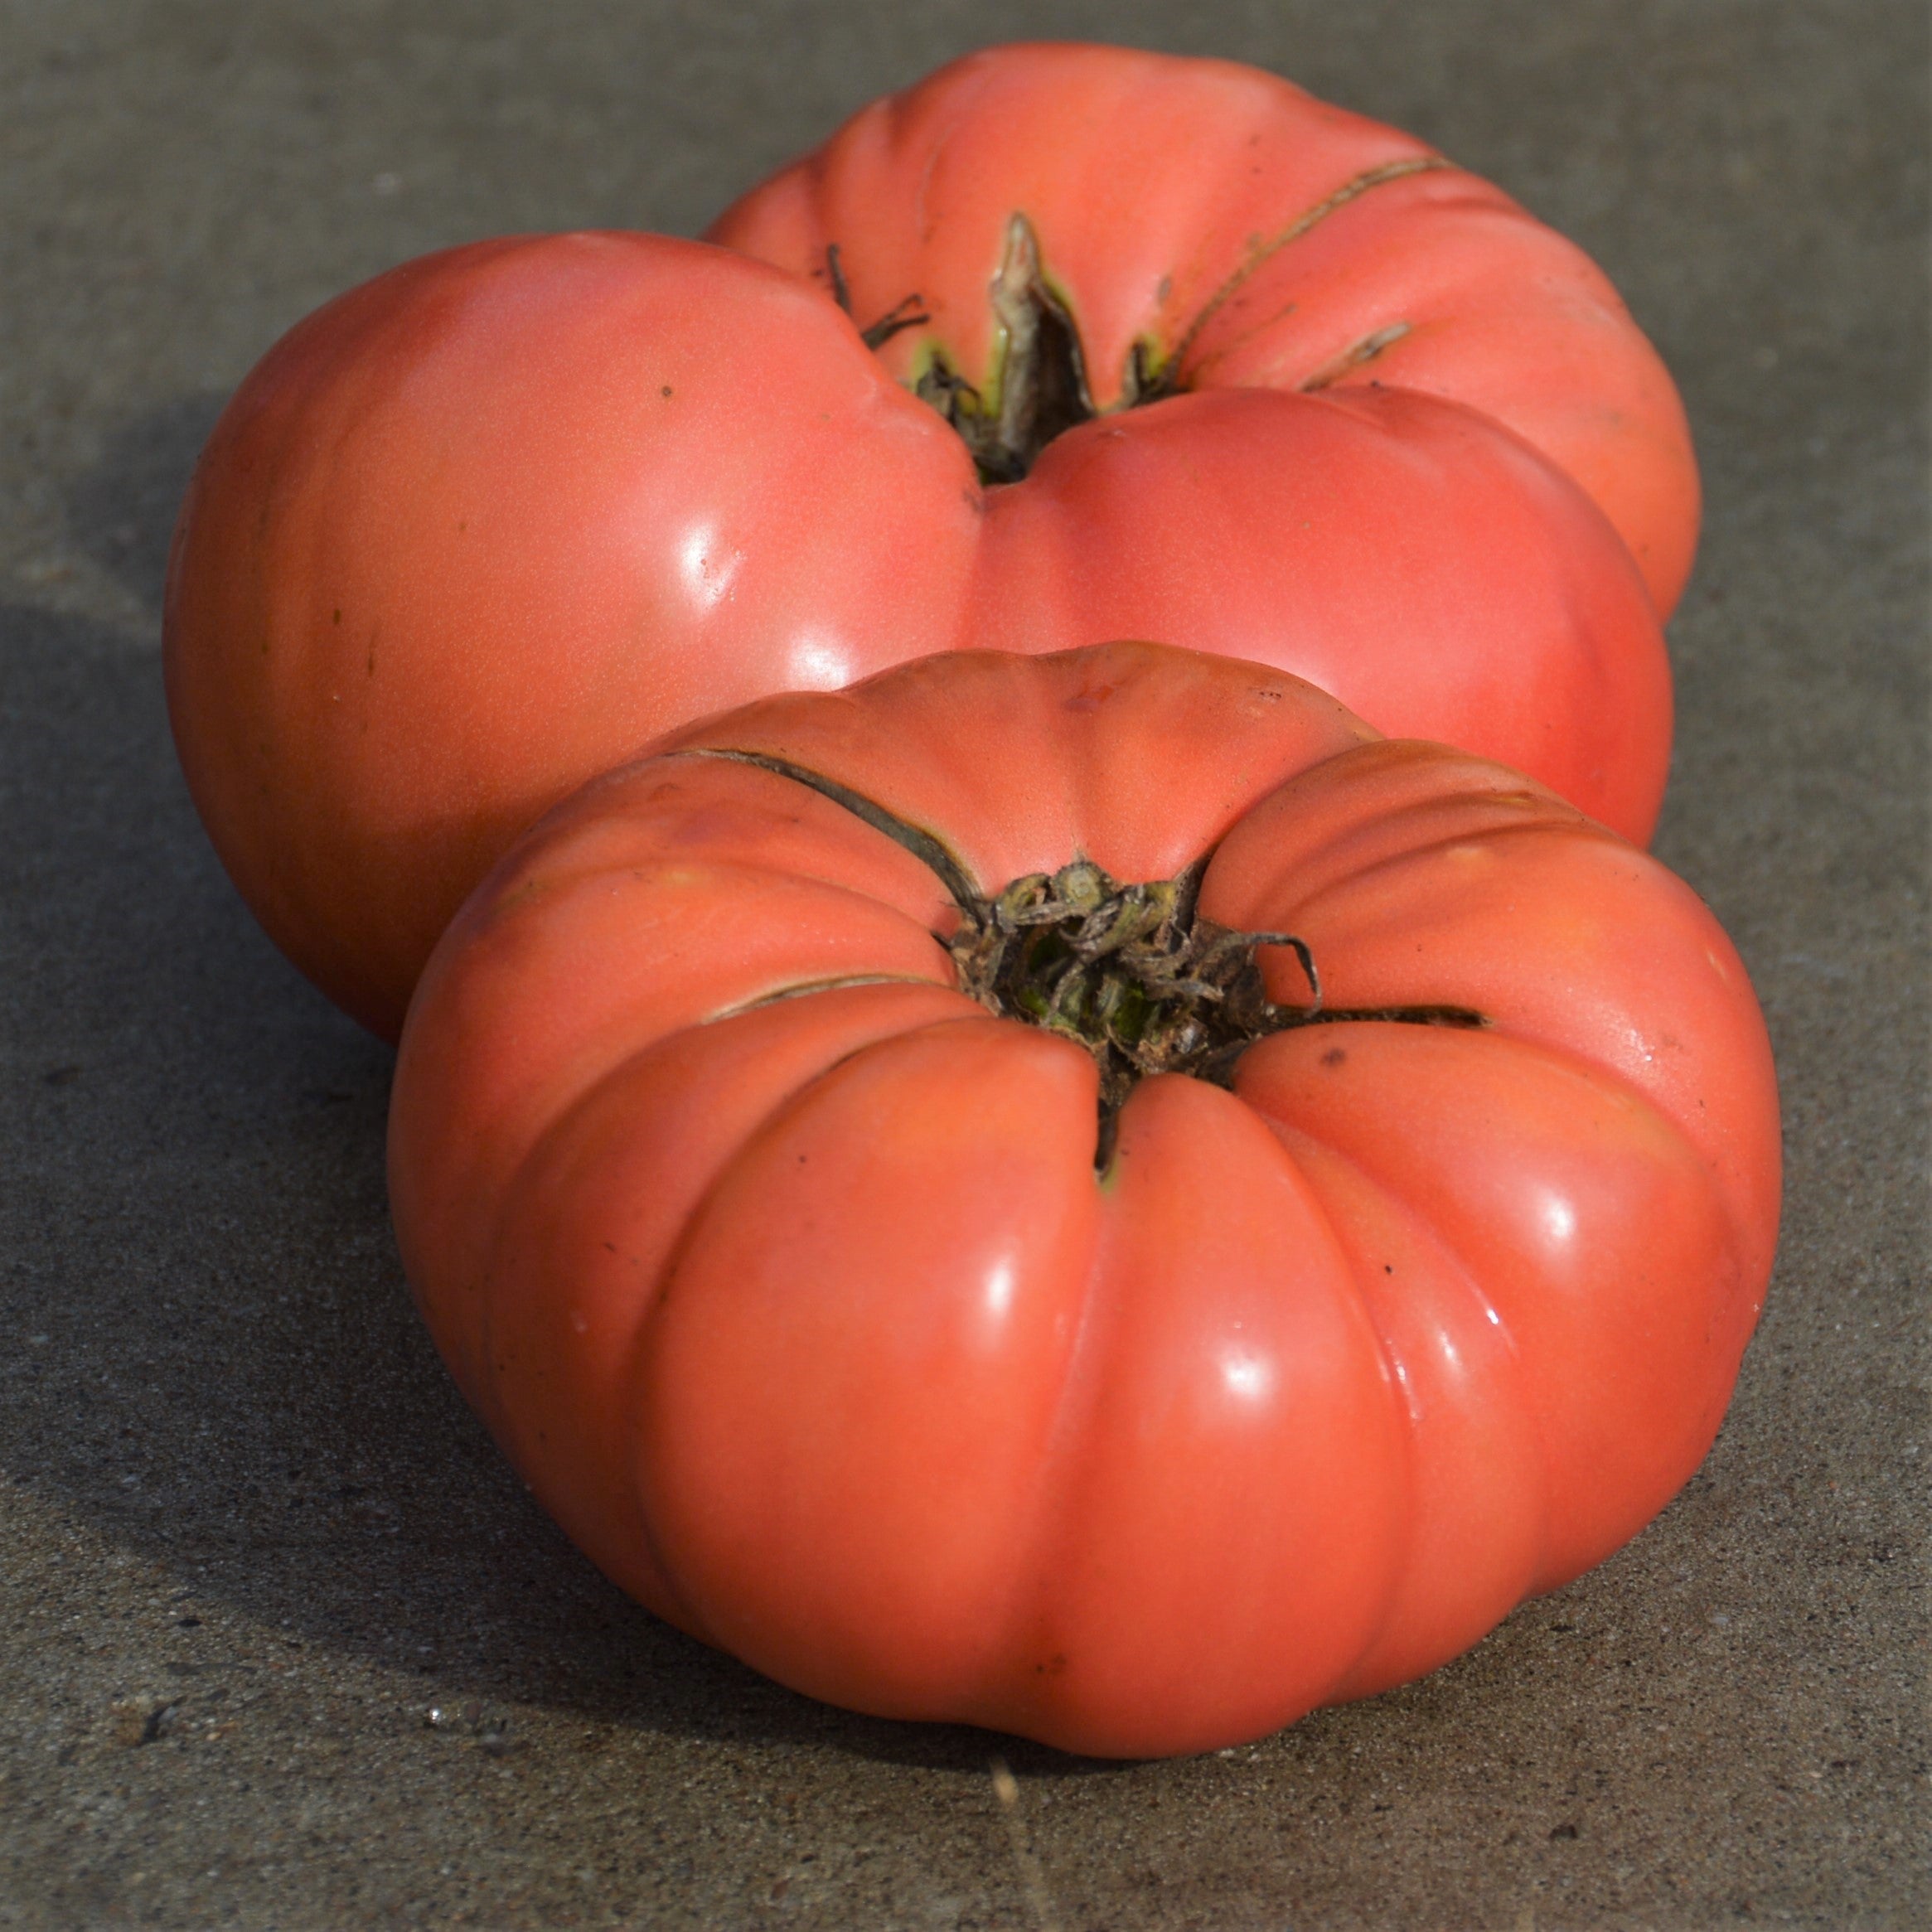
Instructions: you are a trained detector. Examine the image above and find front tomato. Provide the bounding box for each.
[167,43,1687,1039]
[390,643,1779,1759]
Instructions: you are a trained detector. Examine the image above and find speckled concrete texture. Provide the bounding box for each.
[2,2,1925,1925]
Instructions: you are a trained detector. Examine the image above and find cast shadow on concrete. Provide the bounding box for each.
[0,596,1127,1779]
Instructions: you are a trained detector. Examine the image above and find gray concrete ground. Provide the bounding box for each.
[1,2,1925,1925]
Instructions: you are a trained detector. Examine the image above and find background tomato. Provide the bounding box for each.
[167,44,1687,1040]
[709,40,1699,615]
[390,642,1779,1758]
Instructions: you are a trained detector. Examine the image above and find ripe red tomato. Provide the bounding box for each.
[167,44,1692,1040]
[390,643,1779,1759]
[710,41,1698,616]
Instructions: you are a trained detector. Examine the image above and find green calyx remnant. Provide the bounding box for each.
[832,212,1160,486]
[826,159,1458,488]
[678,749,1487,1150]
[949,859,1321,1117]
[913,214,1101,486]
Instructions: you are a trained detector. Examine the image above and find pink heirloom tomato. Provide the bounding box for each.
[167,43,1693,1039]
[389,643,1779,1760]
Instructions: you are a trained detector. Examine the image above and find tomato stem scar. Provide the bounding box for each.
[677,748,1485,1140]
[912,214,1097,484]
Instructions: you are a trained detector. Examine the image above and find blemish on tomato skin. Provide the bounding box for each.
[1321,1047,1347,1067]
[1063,683,1116,714]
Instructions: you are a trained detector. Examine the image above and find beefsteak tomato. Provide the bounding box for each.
[390,642,1778,1759]
[167,43,1690,1040]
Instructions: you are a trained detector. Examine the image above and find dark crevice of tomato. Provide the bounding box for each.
[832,167,1455,483]
[1120,336,1174,409]
[835,214,1190,484]
[840,157,1455,479]
[909,214,1098,484]
[675,747,1487,1155]
[823,156,1452,482]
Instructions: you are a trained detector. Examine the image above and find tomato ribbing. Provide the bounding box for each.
[680,745,1484,1145]
[833,215,1102,484]
[167,45,1692,1039]
[390,642,1780,1758]
[837,160,1461,485]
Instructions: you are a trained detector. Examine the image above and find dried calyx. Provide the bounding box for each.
[831,214,1169,486]
[950,859,1320,1116]
[681,749,1486,1147]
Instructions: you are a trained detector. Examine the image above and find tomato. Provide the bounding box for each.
[709,41,1698,616]
[167,43,1689,1041]
[389,642,1779,1760]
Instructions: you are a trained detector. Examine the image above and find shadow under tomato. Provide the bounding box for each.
[0,593,1137,1776]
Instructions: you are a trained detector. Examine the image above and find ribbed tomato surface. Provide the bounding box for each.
[167,44,1687,1038]
[390,643,1777,1758]
[710,40,1698,614]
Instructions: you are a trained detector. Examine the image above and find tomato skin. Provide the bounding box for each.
[709,41,1698,616]
[163,233,979,1036]
[167,46,1689,1040]
[389,643,1779,1759]
[971,384,1670,841]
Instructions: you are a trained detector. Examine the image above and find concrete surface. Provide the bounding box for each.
[1,1,1925,1925]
